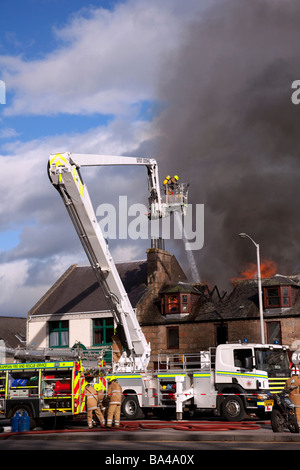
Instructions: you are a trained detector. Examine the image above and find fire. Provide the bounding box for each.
[232,259,277,284]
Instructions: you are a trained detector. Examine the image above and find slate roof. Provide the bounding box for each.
[0,316,27,349]
[207,275,300,322]
[140,275,300,325]
[29,261,148,316]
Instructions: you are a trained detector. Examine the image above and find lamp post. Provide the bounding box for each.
[238,233,265,344]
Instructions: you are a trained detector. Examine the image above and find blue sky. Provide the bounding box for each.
[0,0,206,316]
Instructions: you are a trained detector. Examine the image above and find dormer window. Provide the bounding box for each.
[263,286,293,308]
[160,284,202,317]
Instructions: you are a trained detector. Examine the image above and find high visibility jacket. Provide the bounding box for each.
[107,381,122,405]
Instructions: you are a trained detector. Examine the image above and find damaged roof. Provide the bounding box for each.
[140,275,300,326]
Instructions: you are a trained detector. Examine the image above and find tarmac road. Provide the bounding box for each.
[1,417,300,452]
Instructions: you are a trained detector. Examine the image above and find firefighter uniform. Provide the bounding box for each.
[285,373,300,423]
[163,175,179,195]
[106,377,123,428]
[85,383,105,428]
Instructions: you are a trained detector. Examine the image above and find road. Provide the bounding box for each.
[1,416,300,452]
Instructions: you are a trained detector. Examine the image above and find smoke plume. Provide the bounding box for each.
[154,0,300,289]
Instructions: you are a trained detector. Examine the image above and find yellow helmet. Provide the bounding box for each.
[174,175,179,180]
[108,376,117,382]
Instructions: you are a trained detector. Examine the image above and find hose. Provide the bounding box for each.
[0,420,262,438]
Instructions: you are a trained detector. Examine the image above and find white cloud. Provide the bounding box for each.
[113,242,145,263]
[0,0,201,117]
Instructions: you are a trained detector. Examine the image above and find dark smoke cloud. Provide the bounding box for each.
[154,0,300,289]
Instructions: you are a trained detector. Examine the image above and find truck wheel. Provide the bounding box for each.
[221,395,246,421]
[121,395,144,420]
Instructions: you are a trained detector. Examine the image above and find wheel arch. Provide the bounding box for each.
[216,384,247,414]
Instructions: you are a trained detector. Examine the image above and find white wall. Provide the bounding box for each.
[27,311,113,349]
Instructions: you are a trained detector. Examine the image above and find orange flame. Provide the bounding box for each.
[232,259,277,284]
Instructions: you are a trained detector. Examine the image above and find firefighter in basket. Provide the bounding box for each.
[163,174,179,195]
[85,376,105,428]
[106,376,123,428]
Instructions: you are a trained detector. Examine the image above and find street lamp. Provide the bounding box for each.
[238,233,265,344]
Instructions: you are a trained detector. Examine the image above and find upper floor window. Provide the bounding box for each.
[49,320,69,348]
[263,286,292,308]
[93,318,114,346]
[162,293,191,315]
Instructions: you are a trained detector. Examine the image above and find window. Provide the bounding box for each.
[166,296,179,313]
[49,320,69,348]
[267,322,282,344]
[264,286,292,308]
[233,348,253,369]
[93,318,114,346]
[167,327,179,349]
[163,293,191,314]
[181,294,189,312]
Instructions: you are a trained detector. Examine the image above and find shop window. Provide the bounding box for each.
[167,327,179,349]
[263,286,292,308]
[93,318,114,346]
[49,320,69,348]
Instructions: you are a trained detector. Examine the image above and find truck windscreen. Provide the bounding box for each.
[255,348,290,377]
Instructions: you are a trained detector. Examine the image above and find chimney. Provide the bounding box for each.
[146,242,188,294]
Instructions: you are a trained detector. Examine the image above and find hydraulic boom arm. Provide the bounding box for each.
[48,152,187,371]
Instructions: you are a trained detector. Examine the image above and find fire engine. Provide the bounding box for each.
[0,346,107,428]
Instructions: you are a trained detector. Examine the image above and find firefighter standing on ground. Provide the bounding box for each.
[285,369,300,423]
[106,376,123,428]
[85,377,105,428]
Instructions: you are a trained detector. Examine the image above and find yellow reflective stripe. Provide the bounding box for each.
[0,361,74,371]
[268,377,289,392]
[216,371,267,379]
[108,375,141,379]
[157,374,186,378]
[50,153,67,167]
[71,166,84,197]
